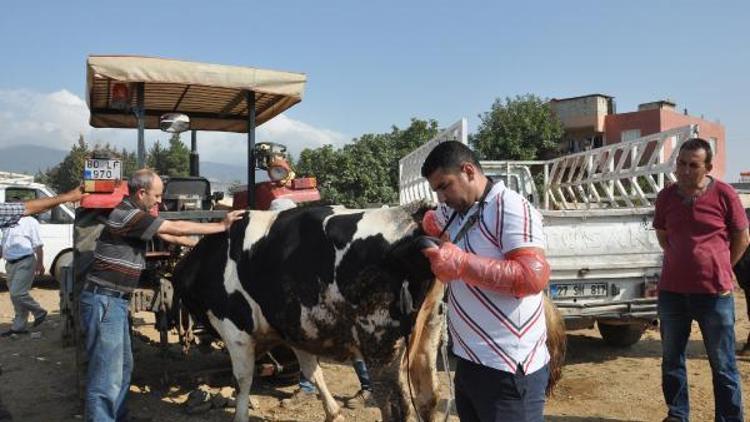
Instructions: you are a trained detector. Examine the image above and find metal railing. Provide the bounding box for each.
[544,125,697,210]
[398,121,698,211]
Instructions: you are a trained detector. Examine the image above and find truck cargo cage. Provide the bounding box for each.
[544,124,698,210]
[399,122,698,211]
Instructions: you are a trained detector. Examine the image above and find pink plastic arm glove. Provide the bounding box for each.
[422,242,550,297]
[421,210,443,237]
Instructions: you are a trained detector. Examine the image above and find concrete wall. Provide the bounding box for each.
[551,96,609,131]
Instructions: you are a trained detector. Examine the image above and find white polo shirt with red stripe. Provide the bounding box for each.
[435,179,549,375]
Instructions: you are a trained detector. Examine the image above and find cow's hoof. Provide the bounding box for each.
[345,389,374,409]
[326,414,345,422]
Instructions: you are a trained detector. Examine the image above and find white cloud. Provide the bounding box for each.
[189,114,349,164]
[0,89,89,147]
[0,89,349,165]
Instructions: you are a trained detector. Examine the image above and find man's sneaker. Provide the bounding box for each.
[345,389,373,410]
[32,311,48,328]
[0,330,28,338]
[662,416,683,422]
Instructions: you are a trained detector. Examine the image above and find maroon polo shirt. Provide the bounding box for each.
[653,178,748,294]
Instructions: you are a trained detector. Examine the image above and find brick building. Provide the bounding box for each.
[549,94,726,178]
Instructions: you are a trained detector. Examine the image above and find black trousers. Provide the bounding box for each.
[454,358,548,422]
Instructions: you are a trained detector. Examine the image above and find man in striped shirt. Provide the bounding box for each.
[420,141,551,422]
[80,169,245,422]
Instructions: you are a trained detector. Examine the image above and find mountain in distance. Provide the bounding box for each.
[0,145,67,175]
[0,144,248,186]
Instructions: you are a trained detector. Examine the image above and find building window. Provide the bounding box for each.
[621,129,642,142]
[708,137,717,155]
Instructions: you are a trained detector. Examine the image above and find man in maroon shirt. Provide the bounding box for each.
[653,138,749,422]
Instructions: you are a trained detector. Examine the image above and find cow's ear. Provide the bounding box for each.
[405,200,437,225]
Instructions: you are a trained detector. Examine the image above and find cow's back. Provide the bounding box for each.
[175,205,434,364]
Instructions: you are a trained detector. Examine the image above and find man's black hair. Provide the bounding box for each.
[679,138,713,165]
[420,141,482,178]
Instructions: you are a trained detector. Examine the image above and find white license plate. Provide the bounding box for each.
[84,159,121,180]
[550,282,609,298]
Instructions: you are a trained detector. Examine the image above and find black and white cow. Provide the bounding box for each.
[173,204,445,422]
[173,204,567,421]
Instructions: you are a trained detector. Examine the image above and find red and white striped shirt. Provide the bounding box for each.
[435,180,549,375]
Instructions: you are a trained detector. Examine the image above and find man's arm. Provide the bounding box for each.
[157,210,246,236]
[656,229,669,251]
[158,233,198,248]
[730,228,750,267]
[34,246,44,276]
[423,243,550,297]
[24,186,85,216]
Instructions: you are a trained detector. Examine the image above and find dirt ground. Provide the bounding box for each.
[1,282,749,422]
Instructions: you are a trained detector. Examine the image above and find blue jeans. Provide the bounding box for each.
[299,359,371,393]
[79,290,133,422]
[658,291,744,422]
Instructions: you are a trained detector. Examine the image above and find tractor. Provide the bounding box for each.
[59,55,319,398]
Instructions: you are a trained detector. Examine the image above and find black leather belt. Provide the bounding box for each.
[83,283,132,300]
[6,254,33,264]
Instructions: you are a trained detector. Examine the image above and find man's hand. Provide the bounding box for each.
[422,242,467,282]
[24,184,87,216]
[222,210,247,231]
[35,263,45,276]
[61,184,87,203]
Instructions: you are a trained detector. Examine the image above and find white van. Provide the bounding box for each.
[0,173,74,280]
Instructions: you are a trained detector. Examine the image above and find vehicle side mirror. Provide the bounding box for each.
[159,113,190,133]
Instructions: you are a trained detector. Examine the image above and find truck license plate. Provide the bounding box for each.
[84,159,121,180]
[83,158,122,193]
[550,282,608,298]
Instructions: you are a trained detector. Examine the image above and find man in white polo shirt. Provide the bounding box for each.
[420,141,551,421]
[0,185,85,421]
[0,206,47,337]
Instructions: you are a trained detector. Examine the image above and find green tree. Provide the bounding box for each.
[42,136,139,193]
[146,134,189,177]
[164,133,190,177]
[147,140,168,174]
[119,148,137,177]
[470,94,564,160]
[45,135,89,193]
[296,118,439,207]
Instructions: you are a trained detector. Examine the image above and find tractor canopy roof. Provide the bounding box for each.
[86,55,307,132]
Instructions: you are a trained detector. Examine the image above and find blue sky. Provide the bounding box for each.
[1,1,749,178]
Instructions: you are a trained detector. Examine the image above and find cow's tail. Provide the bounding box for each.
[544,295,566,396]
